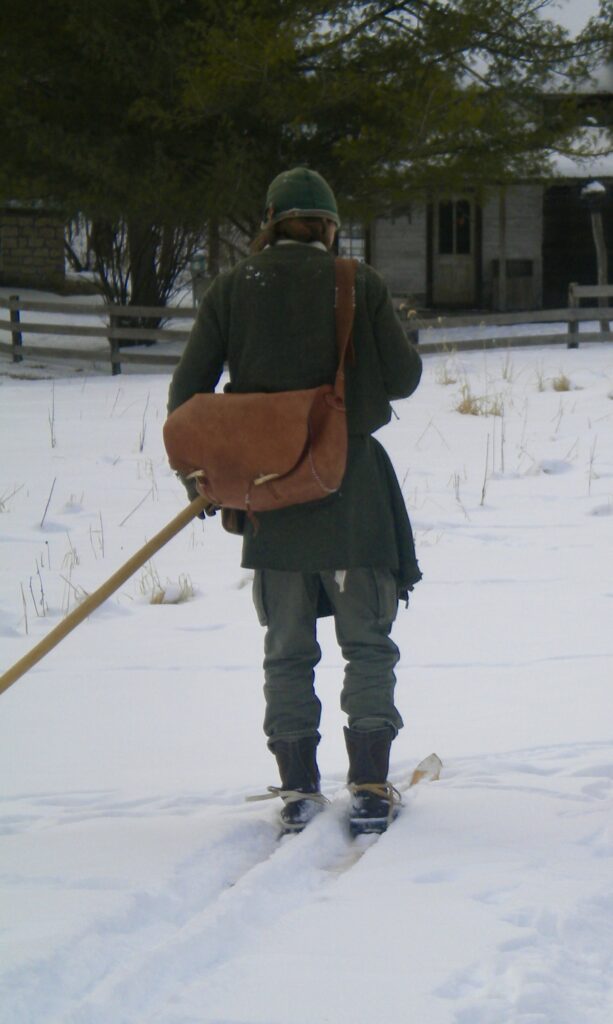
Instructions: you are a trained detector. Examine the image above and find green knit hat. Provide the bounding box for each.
[263,167,340,227]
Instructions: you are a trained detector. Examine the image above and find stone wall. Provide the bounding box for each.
[0,209,65,287]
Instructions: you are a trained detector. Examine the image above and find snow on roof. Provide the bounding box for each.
[550,129,613,179]
[581,179,607,193]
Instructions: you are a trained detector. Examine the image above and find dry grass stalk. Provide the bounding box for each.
[20,583,29,635]
[48,382,57,448]
[138,392,150,452]
[501,353,514,382]
[139,562,194,605]
[0,484,24,512]
[62,534,80,571]
[455,384,503,417]
[40,477,57,528]
[588,437,598,496]
[535,365,546,392]
[552,373,572,392]
[119,487,153,527]
[435,359,458,386]
[480,434,491,507]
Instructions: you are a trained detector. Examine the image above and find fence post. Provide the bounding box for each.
[9,295,23,363]
[590,210,610,333]
[567,283,579,349]
[108,313,122,374]
[110,339,122,375]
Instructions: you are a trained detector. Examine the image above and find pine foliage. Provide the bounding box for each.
[0,0,607,296]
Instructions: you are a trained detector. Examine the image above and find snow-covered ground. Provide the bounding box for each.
[1,334,612,1024]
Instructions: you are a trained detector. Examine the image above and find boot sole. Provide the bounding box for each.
[349,810,399,836]
[349,819,388,836]
[279,822,309,837]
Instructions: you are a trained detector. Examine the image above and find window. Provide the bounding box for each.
[338,221,366,261]
[438,199,471,255]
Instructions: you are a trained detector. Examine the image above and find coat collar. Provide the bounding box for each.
[274,239,329,252]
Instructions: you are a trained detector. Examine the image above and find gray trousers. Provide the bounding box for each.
[252,567,403,743]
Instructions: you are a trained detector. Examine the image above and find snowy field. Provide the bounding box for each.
[1,335,612,1024]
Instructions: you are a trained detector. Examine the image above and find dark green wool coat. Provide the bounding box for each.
[167,242,423,598]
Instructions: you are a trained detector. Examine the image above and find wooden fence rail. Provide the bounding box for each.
[567,283,613,345]
[1,287,612,374]
[0,295,196,374]
[406,283,613,352]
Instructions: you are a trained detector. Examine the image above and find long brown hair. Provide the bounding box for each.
[251,217,334,253]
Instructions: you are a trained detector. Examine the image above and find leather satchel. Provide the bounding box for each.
[163,257,357,518]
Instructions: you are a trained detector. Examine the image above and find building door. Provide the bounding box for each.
[543,185,613,308]
[432,197,477,306]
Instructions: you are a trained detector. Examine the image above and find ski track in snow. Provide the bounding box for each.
[2,743,613,1024]
[1,788,378,1024]
[2,806,279,1023]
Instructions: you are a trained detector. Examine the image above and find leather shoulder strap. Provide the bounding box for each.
[334,257,357,398]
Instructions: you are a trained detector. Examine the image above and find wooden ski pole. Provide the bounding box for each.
[0,495,209,698]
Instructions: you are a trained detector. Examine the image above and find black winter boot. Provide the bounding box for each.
[269,736,328,833]
[344,726,402,835]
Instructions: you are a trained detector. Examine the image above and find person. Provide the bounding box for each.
[167,167,422,834]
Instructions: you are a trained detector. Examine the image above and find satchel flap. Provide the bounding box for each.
[163,387,327,480]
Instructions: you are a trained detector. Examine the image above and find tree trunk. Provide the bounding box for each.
[111,222,163,352]
[128,221,163,316]
[591,210,610,333]
[208,216,221,277]
[497,187,507,313]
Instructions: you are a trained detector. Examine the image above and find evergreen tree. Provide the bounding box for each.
[0,0,605,303]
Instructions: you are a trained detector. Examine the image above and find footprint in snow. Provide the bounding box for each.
[589,502,613,516]
[537,459,573,475]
